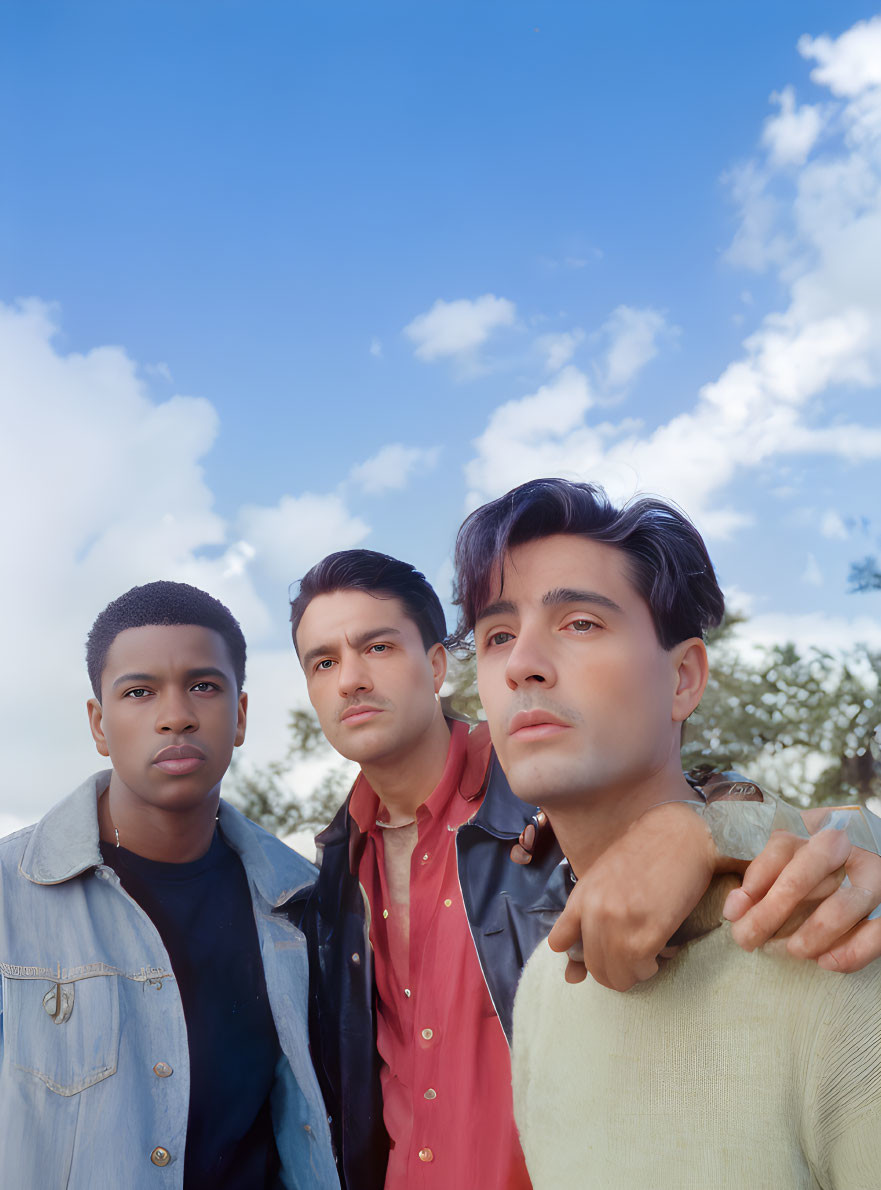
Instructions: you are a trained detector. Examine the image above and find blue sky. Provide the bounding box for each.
[2,1,880,823]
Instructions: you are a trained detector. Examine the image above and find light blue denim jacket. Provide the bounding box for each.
[0,772,340,1190]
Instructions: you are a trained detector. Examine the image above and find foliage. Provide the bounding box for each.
[225,708,352,836]
[440,652,484,722]
[683,618,880,808]
[849,555,881,593]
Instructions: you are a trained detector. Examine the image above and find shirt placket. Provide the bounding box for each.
[405,810,453,1183]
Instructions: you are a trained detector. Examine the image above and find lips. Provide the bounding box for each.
[507,708,570,739]
[153,743,207,775]
[340,705,384,725]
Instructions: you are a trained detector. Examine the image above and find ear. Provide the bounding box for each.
[428,642,448,694]
[234,691,248,748]
[87,697,111,758]
[670,638,708,723]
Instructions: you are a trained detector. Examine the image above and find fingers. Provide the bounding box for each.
[729,828,851,951]
[564,958,588,984]
[722,886,755,922]
[818,916,881,973]
[785,879,878,959]
[547,891,659,990]
[547,894,581,954]
[510,822,535,865]
[510,813,550,865]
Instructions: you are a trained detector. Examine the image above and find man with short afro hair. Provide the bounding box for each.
[86,579,247,697]
[0,580,337,1190]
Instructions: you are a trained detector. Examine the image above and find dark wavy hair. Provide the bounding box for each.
[450,478,724,650]
[86,580,247,698]
[290,549,447,653]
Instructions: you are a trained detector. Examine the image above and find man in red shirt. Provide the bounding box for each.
[291,548,881,1190]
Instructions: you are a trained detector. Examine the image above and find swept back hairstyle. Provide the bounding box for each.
[86,580,247,699]
[290,549,447,653]
[451,477,724,650]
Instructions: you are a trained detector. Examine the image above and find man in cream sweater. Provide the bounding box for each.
[452,477,881,1189]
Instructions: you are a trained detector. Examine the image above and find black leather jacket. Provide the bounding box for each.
[291,757,761,1190]
[290,748,567,1190]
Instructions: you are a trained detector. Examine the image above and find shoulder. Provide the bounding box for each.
[218,800,318,885]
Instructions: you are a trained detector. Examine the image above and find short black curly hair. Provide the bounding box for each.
[86,581,247,699]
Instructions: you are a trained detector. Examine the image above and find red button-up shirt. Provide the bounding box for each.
[350,720,531,1190]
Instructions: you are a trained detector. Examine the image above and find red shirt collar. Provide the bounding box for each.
[349,718,491,835]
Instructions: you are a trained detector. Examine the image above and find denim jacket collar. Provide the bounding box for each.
[19,771,108,885]
[19,770,312,910]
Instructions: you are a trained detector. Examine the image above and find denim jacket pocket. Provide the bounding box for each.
[2,968,120,1096]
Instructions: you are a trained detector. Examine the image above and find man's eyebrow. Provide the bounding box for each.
[543,587,623,615]
[474,600,516,624]
[301,626,403,668]
[111,667,229,691]
[112,672,156,690]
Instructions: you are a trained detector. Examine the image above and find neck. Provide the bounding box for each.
[99,777,220,863]
[546,764,696,878]
[361,711,452,825]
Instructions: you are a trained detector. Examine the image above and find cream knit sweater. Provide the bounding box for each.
[512,878,881,1189]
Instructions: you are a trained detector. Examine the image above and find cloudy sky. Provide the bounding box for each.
[2,1,880,829]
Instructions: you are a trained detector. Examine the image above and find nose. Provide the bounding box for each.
[337,650,373,699]
[156,690,198,735]
[504,626,556,691]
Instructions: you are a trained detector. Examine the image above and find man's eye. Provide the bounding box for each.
[316,659,335,671]
[369,644,388,654]
[124,688,149,698]
[191,682,219,692]
[488,631,514,647]
[567,619,597,633]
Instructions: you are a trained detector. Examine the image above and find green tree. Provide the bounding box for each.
[226,708,353,836]
[683,619,880,808]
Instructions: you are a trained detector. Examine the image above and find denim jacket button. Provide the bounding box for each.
[152,1062,173,1078]
[150,1147,171,1166]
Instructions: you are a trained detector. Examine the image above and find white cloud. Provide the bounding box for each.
[595,305,671,391]
[465,15,881,539]
[800,16,881,98]
[369,337,383,358]
[0,298,369,819]
[821,510,850,539]
[404,294,516,362]
[802,553,824,586]
[237,492,369,587]
[733,611,881,655]
[762,86,825,167]
[536,329,584,372]
[349,443,441,494]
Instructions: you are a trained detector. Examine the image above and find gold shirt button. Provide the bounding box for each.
[150,1147,171,1167]
[152,1062,173,1078]
[421,1028,433,1040]
[383,909,389,919]
[418,1148,434,1162]
[424,1088,437,1100]
[443,898,452,907]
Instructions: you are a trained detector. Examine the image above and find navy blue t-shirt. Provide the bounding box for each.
[101,829,282,1189]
